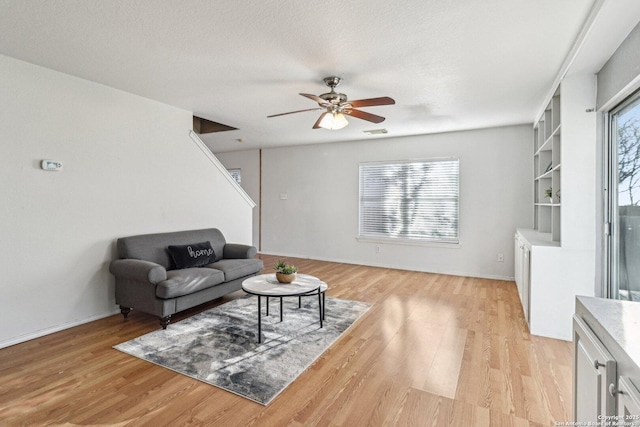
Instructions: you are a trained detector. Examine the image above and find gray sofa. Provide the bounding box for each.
[109,228,263,328]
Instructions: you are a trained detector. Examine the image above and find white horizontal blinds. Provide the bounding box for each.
[359,159,459,243]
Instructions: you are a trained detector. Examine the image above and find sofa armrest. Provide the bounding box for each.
[109,259,167,284]
[223,243,257,259]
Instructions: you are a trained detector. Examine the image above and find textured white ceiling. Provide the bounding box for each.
[0,0,600,152]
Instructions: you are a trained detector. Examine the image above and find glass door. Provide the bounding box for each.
[608,92,640,300]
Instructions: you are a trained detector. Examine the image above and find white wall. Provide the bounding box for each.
[256,125,532,279]
[216,150,261,248]
[0,55,253,348]
[561,74,598,253]
[597,20,640,111]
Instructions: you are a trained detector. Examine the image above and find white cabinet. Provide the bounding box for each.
[617,377,640,421]
[573,315,616,422]
[514,234,521,288]
[514,232,530,324]
[574,297,640,425]
[515,228,560,335]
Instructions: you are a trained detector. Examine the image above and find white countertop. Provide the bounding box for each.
[517,228,561,247]
[577,296,640,371]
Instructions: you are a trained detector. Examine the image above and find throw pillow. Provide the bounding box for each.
[167,241,216,269]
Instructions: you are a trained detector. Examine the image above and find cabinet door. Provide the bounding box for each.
[514,234,522,289]
[521,245,530,324]
[573,315,617,422]
[617,377,640,423]
[514,233,529,323]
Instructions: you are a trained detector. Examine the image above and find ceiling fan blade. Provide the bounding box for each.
[346,109,386,124]
[347,97,395,108]
[267,107,323,118]
[300,93,328,105]
[312,112,328,129]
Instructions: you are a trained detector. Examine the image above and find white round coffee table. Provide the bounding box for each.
[242,273,326,343]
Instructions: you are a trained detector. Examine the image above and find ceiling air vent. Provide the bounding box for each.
[193,116,237,134]
[363,129,388,135]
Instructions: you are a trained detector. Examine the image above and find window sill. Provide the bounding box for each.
[355,236,461,248]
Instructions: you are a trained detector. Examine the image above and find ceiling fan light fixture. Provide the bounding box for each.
[319,112,348,130]
[268,77,394,129]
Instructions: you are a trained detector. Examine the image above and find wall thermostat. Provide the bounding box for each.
[41,160,63,171]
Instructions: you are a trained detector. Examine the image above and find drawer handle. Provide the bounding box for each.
[609,383,622,397]
[594,359,605,369]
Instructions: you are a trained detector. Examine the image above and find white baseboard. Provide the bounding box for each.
[258,251,515,282]
[0,309,120,350]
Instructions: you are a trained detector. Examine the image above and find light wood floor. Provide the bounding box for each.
[0,255,573,426]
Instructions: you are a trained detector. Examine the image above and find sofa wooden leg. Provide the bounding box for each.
[120,306,131,319]
[160,316,171,329]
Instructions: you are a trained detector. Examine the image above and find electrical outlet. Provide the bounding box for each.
[497,253,504,262]
[375,246,380,254]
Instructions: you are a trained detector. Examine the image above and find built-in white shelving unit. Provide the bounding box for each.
[515,74,596,341]
[533,89,561,243]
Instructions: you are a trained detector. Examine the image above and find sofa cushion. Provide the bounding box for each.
[117,228,227,269]
[207,258,264,282]
[167,241,216,269]
[156,268,225,299]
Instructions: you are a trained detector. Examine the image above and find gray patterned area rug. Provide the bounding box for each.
[114,295,370,405]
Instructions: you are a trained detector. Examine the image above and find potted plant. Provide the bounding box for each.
[545,187,553,203]
[275,260,298,283]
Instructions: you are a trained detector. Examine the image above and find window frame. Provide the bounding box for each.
[357,157,460,245]
[604,87,640,300]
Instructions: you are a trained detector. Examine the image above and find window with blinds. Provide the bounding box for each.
[359,159,459,243]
